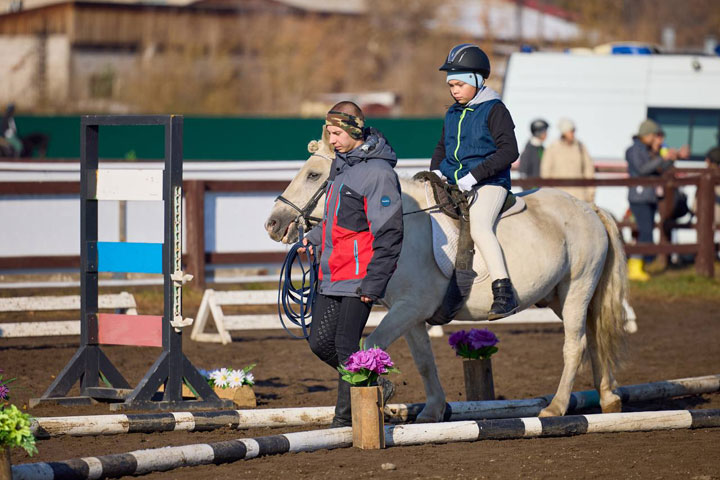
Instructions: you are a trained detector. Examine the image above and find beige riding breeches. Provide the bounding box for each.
[469,184,509,281]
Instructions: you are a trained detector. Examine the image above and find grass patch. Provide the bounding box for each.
[630,263,720,301]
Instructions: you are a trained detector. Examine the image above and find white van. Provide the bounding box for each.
[503,51,720,163]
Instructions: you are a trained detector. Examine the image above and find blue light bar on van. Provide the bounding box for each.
[612,45,653,55]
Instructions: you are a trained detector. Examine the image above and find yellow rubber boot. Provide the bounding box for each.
[627,258,650,282]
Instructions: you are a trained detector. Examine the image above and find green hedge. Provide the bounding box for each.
[15,116,443,160]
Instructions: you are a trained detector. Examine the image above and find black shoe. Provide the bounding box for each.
[330,416,352,428]
[331,375,352,428]
[488,278,518,320]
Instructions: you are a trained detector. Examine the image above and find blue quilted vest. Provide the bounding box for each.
[439,98,511,190]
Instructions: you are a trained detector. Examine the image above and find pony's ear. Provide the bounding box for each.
[307,140,320,153]
[320,125,332,150]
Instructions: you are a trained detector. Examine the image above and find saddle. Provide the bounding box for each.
[413,170,519,221]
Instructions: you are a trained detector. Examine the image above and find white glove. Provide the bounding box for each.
[432,169,446,181]
[456,173,477,192]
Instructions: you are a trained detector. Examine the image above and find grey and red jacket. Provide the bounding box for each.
[305,129,403,301]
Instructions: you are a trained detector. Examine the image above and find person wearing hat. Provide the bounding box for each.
[429,43,520,319]
[518,119,549,184]
[624,118,674,281]
[540,117,596,203]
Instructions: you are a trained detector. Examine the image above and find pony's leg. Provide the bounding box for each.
[539,281,590,417]
[587,333,622,413]
[403,321,447,422]
[364,303,447,423]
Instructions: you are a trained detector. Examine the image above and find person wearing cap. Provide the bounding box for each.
[518,118,549,184]
[429,43,520,319]
[625,118,674,281]
[299,101,403,427]
[540,118,596,203]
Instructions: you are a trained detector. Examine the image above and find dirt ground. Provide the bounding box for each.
[2,294,719,479]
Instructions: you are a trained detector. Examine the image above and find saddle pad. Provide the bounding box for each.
[424,183,526,281]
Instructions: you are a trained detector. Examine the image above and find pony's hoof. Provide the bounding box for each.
[601,394,622,413]
[413,415,438,424]
[538,404,564,417]
[413,404,447,423]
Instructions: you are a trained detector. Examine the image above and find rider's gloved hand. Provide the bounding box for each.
[456,172,477,192]
[432,169,446,181]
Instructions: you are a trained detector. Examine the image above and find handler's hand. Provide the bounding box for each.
[360,295,373,303]
[297,238,313,255]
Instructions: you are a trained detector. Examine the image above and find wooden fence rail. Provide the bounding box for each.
[1,170,718,284]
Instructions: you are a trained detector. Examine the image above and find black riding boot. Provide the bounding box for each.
[488,278,519,320]
[330,375,352,428]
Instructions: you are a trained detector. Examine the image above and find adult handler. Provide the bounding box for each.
[300,101,403,427]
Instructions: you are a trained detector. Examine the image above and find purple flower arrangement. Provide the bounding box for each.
[0,369,14,401]
[338,345,400,387]
[448,328,499,360]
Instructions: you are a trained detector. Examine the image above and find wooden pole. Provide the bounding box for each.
[30,374,720,438]
[14,410,720,479]
[184,180,206,287]
[350,386,385,449]
[695,172,715,277]
[463,358,495,401]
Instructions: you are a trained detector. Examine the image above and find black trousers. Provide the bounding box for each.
[630,202,657,262]
[308,293,372,423]
[308,293,372,368]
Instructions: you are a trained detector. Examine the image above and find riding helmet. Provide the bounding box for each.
[530,119,549,136]
[439,44,491,79]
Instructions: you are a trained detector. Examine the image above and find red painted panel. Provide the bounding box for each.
[97,314,163,347]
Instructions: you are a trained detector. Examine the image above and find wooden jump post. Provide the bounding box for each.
[30,115,231,411]
[30,374,720,438]
[13,409,720,479]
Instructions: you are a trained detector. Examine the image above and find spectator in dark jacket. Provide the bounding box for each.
[518,118,549,182]
[625,119,673,281]
[301,101,403,427]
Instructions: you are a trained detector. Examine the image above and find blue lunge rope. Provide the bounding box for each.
[278,225,318,340]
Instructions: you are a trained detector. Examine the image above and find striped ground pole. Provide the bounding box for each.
[13,409,720,480]
[32,374,720,438]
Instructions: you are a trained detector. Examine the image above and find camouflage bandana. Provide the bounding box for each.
[325,110,364,140]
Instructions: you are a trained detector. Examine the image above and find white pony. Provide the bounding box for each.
[265,128,627,422]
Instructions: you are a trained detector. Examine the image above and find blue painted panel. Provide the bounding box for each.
[97,242,163,274]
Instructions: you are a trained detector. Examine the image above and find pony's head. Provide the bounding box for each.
[264,126,335,243]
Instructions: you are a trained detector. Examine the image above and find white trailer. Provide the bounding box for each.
[503,52,720,162]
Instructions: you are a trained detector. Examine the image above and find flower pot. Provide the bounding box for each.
[463,357,495,401]
[161,384,257,408]
[212,385,256,408]
[350,385,385,449]
[0,446,11,480]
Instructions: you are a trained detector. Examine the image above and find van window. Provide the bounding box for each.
[648,108,720,160]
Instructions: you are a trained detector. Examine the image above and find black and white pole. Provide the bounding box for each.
[31,374,720,438]
[14,410,720,480]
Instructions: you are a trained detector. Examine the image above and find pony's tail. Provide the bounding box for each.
[587,206,628,376]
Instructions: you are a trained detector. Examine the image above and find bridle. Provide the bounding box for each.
[274,152,333,230]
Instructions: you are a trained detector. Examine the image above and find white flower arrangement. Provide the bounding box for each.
[199,364,256,389]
